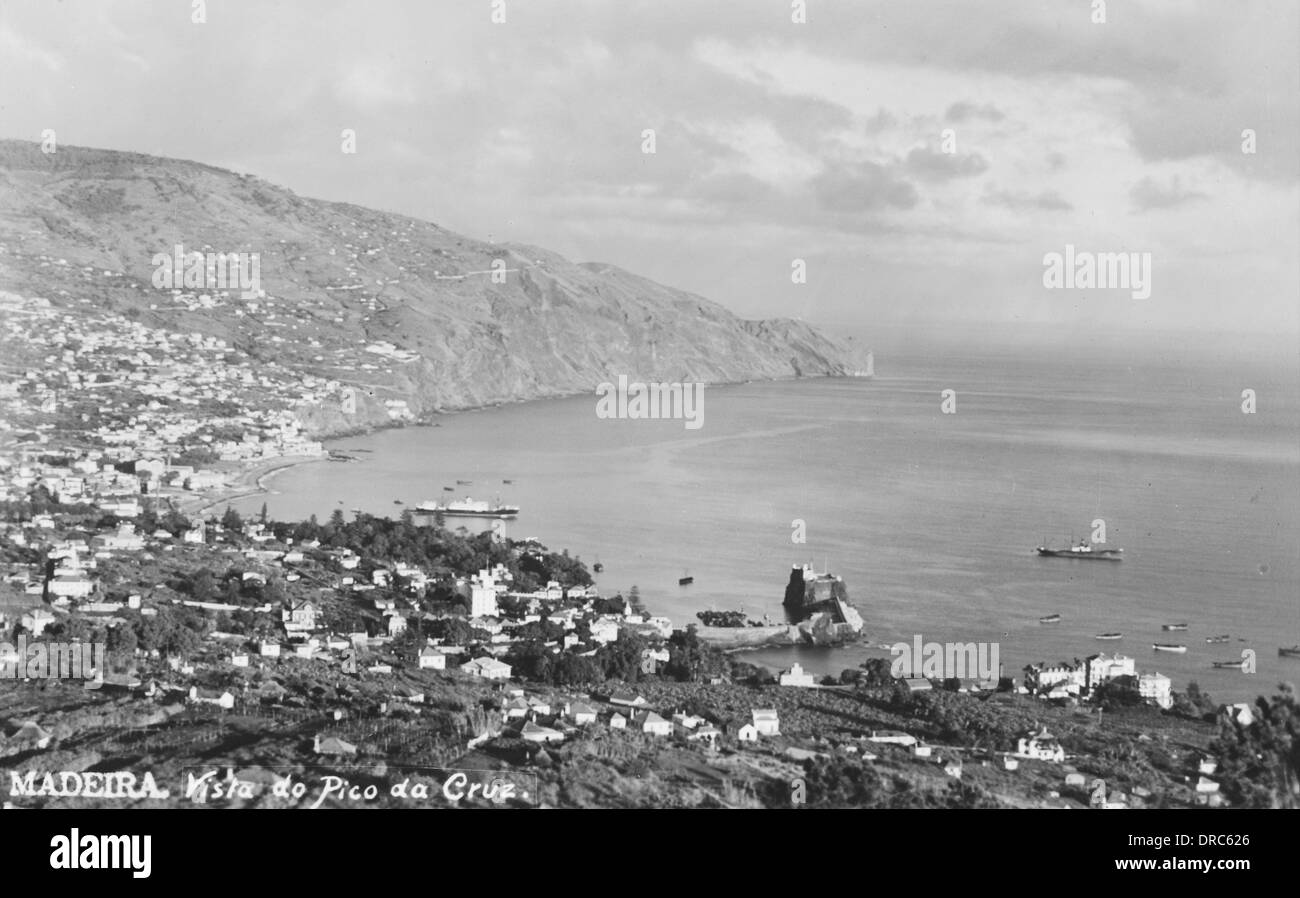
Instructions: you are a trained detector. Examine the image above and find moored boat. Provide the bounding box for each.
[1095,632,1123,640]
[1205,634,1230,644]
[1162,623,1189,632]
[1153,643,1187,653]
[1039,614,1062,624]
[1212,659,1247,669]
[1280,645,1300,658]
[1035,538,1123,561]
[413,496,519,518]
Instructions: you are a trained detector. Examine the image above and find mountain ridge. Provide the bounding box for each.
[0,139,871,434]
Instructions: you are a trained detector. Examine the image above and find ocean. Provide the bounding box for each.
[234,324,1300,703]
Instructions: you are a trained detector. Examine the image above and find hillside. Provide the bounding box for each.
[0,140,870,434]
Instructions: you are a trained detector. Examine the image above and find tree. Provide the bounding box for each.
[860,657,896,688]
[191,569,217,602]
[259,502,269,525]
[106,621,138,657]
[222,506,243,532]
[665,625,724,682]
[1170,681,1217,720]
[1093,676,1144,711]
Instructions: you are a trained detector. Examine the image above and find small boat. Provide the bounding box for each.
[443,486,454,492]
[457,479,472,485]
[1095,632,1123,640]
[679,576,693,586]
[1205,635,1230,644]
[1039,614,1061,624]
[1153,643,1187,653]
[1161,623,1189,632]
[592,560,603,573]
[393,500,403,505]
[1212,659,1247,669]
[503,479,514,484]
[1280,645,1300,658]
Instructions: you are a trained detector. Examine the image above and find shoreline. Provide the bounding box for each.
[179,455,330,517]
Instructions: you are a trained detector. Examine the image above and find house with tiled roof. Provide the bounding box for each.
[634,710,672,737]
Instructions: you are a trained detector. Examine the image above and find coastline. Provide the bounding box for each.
[178,454,330,517]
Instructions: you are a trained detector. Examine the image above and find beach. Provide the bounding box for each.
[176,455,330,517]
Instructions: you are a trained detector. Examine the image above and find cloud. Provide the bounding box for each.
[811,161,918,212]
[0,23,64,73]
[944,101,1005,124]
[904,146,989,181]
[982,187,1072,211]
[1129,176,1208,211]
[336,60,418,107]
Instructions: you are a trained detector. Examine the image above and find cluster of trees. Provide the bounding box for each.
[1090,676,1145,711]
[500,625,727,688]
[1211,684,1300,808]
[41,604,211,660]
[696,610,746,628]
[138,501,193,537]
[252,510,591,592]
[1169,681,1218,721]
[172,566,284,608]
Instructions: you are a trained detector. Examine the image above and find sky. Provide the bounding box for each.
[1,0,1297,338]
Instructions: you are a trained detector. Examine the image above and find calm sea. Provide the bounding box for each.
[235,325,1300,702]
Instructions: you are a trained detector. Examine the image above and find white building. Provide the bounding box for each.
[460,657,512,680]
[418,646,447,669]
[778,662,817,687]
[752,709,780,736]
[469,569,499,618]
[1023,661,1085,695]
[1015,726,1065,763]
[635,711,672,737]
[1086,653,1135,690]
[1138,671,1173,709]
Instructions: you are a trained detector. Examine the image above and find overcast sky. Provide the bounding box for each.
[1,0,1297,337]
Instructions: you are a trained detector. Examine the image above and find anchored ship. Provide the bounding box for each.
[1035,538,1123,561]
[413,496,519,518]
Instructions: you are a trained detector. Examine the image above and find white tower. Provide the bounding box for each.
[470,569,498,618]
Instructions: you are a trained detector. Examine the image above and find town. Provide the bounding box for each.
[0,282,1289,810]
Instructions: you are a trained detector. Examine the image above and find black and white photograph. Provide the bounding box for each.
[0,0,1296,870]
